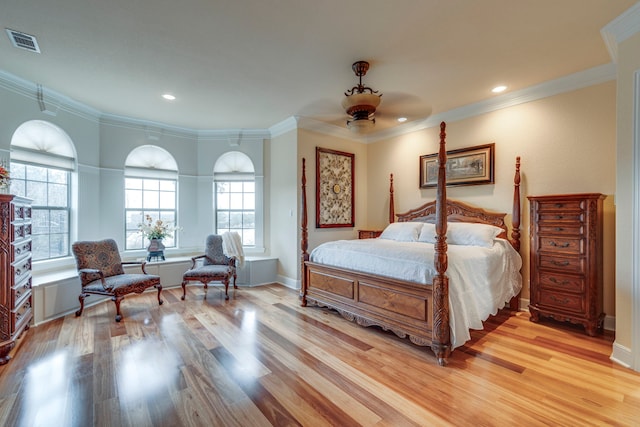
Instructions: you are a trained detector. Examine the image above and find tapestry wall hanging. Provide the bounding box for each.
[316,147,355,228]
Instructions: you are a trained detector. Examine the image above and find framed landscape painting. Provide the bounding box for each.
[420,143,495,188]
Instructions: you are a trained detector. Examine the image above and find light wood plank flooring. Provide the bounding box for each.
[1,283,639,426]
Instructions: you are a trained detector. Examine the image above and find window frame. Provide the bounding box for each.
[214,179,256,247]
[124,176,178,251]
[10,161,71,261]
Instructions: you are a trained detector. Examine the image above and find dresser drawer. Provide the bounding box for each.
[539,236,583,255]
[538,271,585,293]
[535,199,585,212]
[11,295,33,333]
[537,223,584,236]
[12,276,32,307]
[13,239,32,262]
[12,223,32,241]
[538,290,585,313]
[12,256,32,283]
[538,254,585,274]
[13,203,32,220]
[537,211,584,223]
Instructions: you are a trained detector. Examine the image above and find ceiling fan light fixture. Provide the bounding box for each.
[343,60,382,132]
[346,117,375,132]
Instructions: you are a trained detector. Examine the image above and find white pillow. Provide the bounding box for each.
[418,223,436,243]
[379,222,423,242]
[446,222,503,248]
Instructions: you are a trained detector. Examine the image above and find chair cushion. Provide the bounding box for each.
[84,273,161,297]
[183,265,231,279]
[72,239,125,285]
[203,235,231,266]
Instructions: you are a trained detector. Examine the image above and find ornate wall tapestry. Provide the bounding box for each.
[420,143,495,188]
[316,147,355,228]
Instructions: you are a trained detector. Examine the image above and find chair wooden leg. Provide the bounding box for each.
[233,272,238,289]
[112,295,124,322]
[223,278,229,300]
[76,293,87,317]
[156,284,163,305]
[181,280,187,300]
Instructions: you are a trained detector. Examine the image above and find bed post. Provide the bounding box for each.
[300,157,309,306]
[432,121,451,365]
[511,156,521,252]
[389,173,395,223]
[508,156,522,311]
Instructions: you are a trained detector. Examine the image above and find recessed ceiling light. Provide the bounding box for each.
[492,85,507,93]
[162,94,176,101]
[397,117,408,123]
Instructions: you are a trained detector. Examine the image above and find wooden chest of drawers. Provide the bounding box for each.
[528,193,604,335]
[0,194,33,364]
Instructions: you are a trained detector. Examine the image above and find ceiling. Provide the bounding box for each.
[0,1,636,134]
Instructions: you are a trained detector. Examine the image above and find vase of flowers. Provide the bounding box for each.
[138,215,179,261]
[0,162,10,194]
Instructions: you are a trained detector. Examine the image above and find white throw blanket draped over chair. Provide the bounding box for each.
[222,231,245,268]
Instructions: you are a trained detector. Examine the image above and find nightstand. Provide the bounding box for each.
[358,230,382,239]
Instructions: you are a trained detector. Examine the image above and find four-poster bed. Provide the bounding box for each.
[299,122,523,366]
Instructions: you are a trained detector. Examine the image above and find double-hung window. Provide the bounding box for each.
[10,120,76,261]
[215,181,255,245]
[214,151,256,247]
[10,162,71,260]
[124,145,179,251]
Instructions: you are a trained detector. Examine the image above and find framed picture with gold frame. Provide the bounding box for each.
[420,143,495,188]
[316,147,355,228]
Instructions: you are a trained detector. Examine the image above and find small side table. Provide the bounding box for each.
[358,230,383,239]
[147,251,165,262]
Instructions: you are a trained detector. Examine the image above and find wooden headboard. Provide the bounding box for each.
[396,199,509,238]
[393,156,522,250]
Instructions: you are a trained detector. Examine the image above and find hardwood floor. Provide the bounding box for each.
[1,283,639,426]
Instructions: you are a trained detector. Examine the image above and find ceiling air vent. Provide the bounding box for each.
[6,29,40,53]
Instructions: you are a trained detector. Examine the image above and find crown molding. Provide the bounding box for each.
[601,2,640,63]
[365,63,617,143]
[0,62,621,144]
[268,116,298,138]
[0,69,101,122]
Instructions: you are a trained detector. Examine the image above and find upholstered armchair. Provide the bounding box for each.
[181,234,237,300]
[72,238,163,322]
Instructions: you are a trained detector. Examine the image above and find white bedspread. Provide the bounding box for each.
[309,238,522,348]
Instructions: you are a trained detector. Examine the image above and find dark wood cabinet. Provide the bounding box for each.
[528,193,605,336]
[0,194,33,364]
[357,230,382,239]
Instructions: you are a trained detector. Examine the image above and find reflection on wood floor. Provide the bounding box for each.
[1,283,639,426]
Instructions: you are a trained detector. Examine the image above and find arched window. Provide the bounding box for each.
[10,120,76,261]
[124,145,179,250]
[214,151,255,246]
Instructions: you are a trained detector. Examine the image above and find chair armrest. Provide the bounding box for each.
[228,257,237,268]
[190,254,206,269]
[78,268,108,289]
[122,261,149,274]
